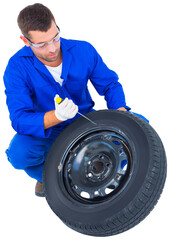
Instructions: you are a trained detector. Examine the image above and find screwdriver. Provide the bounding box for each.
[56,96,97,125]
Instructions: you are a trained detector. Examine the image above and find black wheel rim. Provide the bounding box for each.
[61,127,133,204]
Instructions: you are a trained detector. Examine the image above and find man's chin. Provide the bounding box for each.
[45,58,58,62]
[35,51,61,65]
[46,54,60,62]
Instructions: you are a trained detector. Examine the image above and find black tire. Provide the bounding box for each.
[43,110,167,236]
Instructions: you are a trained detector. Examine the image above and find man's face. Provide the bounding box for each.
[24,21,61,66]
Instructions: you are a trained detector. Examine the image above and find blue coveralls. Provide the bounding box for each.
[3,37,131,182]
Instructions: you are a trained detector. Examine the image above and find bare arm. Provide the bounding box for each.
[44,110,63,130]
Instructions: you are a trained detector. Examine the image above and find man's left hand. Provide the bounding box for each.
[117,107,126,111]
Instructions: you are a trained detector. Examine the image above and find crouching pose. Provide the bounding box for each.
[4,3,131,197]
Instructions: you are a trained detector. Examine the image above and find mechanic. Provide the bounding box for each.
[3,3,131,197]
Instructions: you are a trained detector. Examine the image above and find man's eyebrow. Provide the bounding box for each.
[36,32,59,44]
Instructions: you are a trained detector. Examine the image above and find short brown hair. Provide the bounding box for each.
[17,3,55,38]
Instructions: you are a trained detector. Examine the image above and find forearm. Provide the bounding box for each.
[44,110,63,130]
[102,81,130,111]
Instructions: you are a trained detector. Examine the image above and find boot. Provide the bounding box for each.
[35,181,45,197]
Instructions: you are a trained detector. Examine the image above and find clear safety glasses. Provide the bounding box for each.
[25,27,60,50]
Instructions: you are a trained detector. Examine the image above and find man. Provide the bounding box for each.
[3,3,130,197]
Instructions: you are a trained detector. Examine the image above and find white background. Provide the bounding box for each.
[0,0,169,239]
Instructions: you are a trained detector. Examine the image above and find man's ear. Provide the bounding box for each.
[20,36,30,47]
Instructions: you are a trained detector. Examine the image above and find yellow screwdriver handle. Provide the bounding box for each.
[56,96,63,104]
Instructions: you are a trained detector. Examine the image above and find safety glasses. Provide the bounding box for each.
[25,27,60,50]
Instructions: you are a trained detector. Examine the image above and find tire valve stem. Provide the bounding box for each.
[58,162,63,172]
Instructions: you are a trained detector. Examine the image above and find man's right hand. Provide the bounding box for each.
[54,95,78,121]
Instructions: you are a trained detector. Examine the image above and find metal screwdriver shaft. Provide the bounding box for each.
[76,111,97,125]
[56,96,97,125]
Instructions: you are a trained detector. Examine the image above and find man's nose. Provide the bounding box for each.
[48,42,57,52]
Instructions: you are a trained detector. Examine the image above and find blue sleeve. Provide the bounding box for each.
[3,59,51,138]
[88,44,130,110]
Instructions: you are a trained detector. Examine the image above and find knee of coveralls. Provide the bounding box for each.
[5,133,54,171]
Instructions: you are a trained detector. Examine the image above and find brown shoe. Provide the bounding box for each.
[35,181,45,197]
